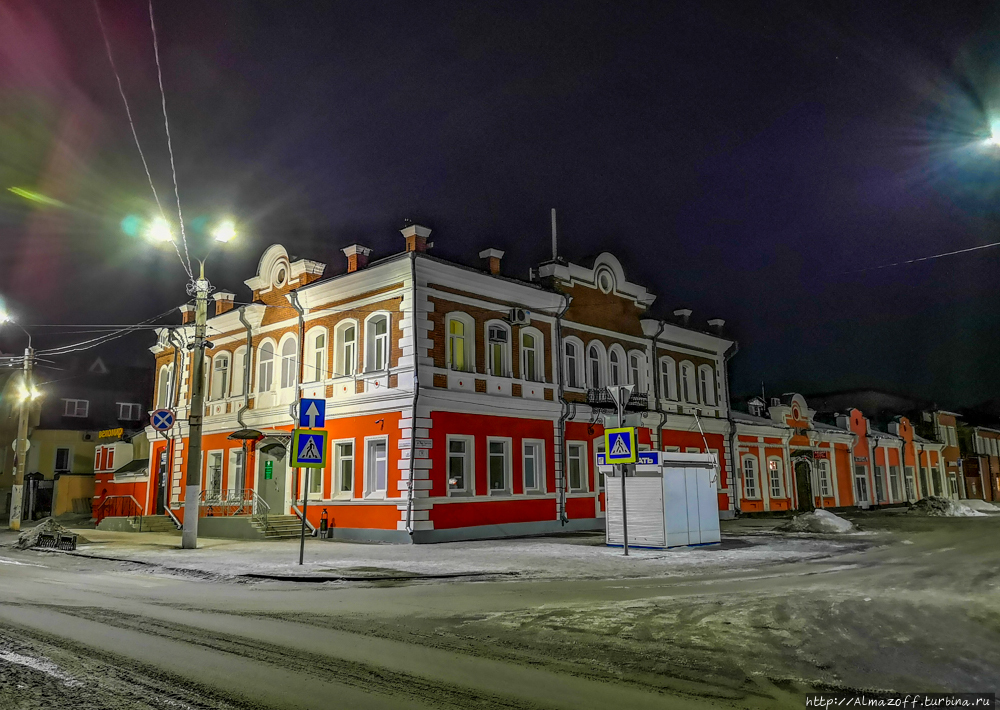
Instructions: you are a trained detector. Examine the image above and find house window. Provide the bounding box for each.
[307,462,322,495]
[889,465,900,501]
[206,451,223,499]
[117,402,142,421]
[365,438,388,496]
[63,399,89,418]
[680,362,697,404]
[595,443,606,491]
[659,357,677,400]
[903,466,915,501]
[609,349,621,386]
[629,353,642,391]
[488,324,509,377]
[447,437,472,494]
[588,345,603,388]
[447,315,470,372]
[522,441,543,493]
[874,465,886,503]
[768,458,783,498]
[742,456,759,498]
[819,460,832,497]
[567,442,587,492]
[231,346,246,397]
[54,448,71,473]
[156,366,172,408]
[305,329,327,383]
[520,329,542,382]
[564,342,580,388]
[334,441,354,497]
[228,449,245,493]
[211,354,230,400]
[336,322,357,376]
[698,365,716,406]
[488,439,510,494]
[367,315,389,371]
[279,337,298,390]
[257,342,274,392]
[853,465,869,504]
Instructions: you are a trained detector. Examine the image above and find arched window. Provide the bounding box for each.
[659,357,677,400]
[563,339,584,389]
[680,361,697,403]
[742,456,759,499]
[767,457,784,498]
[445,313,473,372]
[231,346,246,397]
[587,343,604,389]
[366,314,389,371]
[609,348,622,386]
[698,364,716,406]
[156,366,172,409]
[279,336,298,391]
[304,328,327,383]
[257,341,275,393]
[520,328,543,382]
[628,351,644,392]
[335,320,357,376]
[486,321,510,377]
[210,353,230,400]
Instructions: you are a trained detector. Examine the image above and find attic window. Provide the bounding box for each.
[272,262,288,288]
[597,268,614,294]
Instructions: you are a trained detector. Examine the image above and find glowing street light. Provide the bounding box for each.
[144,216,174,243]
[211,219,237,244]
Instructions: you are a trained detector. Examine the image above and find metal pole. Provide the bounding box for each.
[618,395,628,557]
[8,347,33,531]
[182,262,209,549]
[299,469,309,565]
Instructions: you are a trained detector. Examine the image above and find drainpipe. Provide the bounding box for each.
[722,341,741,515]
[236,307,253,431]
[405,252,420,536]
[554,292,573,525]
[164,329,184,514]
[649,320,668,450]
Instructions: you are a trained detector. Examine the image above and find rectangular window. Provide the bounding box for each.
[334,441,354,497]
[54,448,71,473]
[595,444,606,491]
[874,465,886,503]
[889,465,900,501]
[567,442,586,492]
[117,402,142,421]
[207,451,223,498]
[365,438,388,496]
[63,399,89,418]
[448,319,466,372]
[307,464,322,495]
[768,459,782,498]
[488,325,508,377]
[854,465,869,504]
[447,437,472,494]
[228,449,245,493]
[904,466,915,501]
[819,461,831,497]
[743,457,758,499]
[488,439,509,494]
[522,441,543,493]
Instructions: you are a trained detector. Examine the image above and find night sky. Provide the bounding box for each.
[3,0,1000,407]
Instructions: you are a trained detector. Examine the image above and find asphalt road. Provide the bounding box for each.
[0,514,998,709]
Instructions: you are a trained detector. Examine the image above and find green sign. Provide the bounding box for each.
[264,460,273,480]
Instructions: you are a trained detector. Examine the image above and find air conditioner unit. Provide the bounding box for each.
[508,308,530,325]
[83,432,94,441]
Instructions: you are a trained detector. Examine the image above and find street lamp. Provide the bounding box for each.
[1,312,35,532]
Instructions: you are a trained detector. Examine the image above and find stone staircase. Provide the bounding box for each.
[141,515,180,534]
[251,514,304,539]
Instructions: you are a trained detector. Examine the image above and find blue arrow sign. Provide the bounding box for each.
[150,409,176,432]
[291,429,327,468]
[299,398,326,428]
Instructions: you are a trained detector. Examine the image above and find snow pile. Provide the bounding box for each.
[779,509,855,534]
[960,499,1000,514]
[908,496,986,517]
[14,518,88,550]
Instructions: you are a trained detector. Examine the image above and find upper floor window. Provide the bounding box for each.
[609,348,622,386]
[279,337,298,390]
[211,353,230,400]
[118,402,142,421]
[335,321,357,376]
[257,342,275,393]
[231,346,246,397]
[55,447,71,472]
[446,313,473,372]
[564,340,582,389]
[63,399,89,418]
[698,364,716,406]
[587,343,604,389]
[156,366,172,409]
[628,352,644,392]
[659,357,677,400]
[304,328,327,383]
[680,361,697,404]
[487,323,510,377]
[520,328,542,382]
[366,314,389,371]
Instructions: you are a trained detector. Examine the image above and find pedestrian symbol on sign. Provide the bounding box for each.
[604,427,637,464]
[291,428,328,468]
[300,436,321,461]
[610,435,630,457]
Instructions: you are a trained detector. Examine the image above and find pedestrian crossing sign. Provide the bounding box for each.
[604,427,637,464]
[291,429,327,468]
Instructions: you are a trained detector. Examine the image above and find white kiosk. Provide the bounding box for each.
[601,451,721,549]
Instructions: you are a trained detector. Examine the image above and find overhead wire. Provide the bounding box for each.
[851,240,1000,274]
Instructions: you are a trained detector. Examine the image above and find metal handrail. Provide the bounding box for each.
[164,507,182,529]
[96,495,144,530]
[196,488,269,528]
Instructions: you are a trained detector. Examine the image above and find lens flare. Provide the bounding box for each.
[145,216,174,243]
[7,187,66,208]
[211,219,237,243]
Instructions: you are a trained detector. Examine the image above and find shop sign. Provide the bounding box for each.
[99,427,124,440]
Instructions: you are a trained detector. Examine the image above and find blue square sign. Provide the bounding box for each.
[604,427,637,464]
[299,398,326,428]
[292,429,327,468]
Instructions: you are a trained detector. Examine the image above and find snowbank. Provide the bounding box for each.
[908,496,986,517]
[779,509,855,534]
[961,499,1000,514]
[14,518,89,550]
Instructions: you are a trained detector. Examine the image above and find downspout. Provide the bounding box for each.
[164,329,184,515]
[236,306,255,499]
[405,252,420,536]
[722,341,741,515]
[649,320,668,451]
[554,292,573,525]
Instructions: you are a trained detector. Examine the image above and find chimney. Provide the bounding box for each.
[342,244,373,273]
[179,304,195,325]
[401,223,432,253]
[673,308,692,326]
[213,291,235,316]
[707,318,725,334]
[478,248,505,275]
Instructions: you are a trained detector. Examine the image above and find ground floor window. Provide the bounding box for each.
[889,466,901,501]
[742,456,759,499]
[228,449,245,493]
[54,447,71,473]
[488,439,510,494]
[447,437,472,494]
[365,438,388,497]
[904,466,916,501]
[207,451,223,499]
[334,441,354,497]
[567,442,587,492]
[767,458,783,498]
[874,466,886,503]
[818,460,831,497]
[853,465,869,504]
[522,441,543,493]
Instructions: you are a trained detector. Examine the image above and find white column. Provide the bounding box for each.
[830,444,841,507]
[757,444,770,511]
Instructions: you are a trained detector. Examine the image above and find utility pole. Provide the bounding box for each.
[8,347,33,531]
[182,262,210,548]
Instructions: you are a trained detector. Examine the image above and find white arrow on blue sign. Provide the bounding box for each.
[299,398,326,428]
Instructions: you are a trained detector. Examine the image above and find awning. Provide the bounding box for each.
[113,458,149,476]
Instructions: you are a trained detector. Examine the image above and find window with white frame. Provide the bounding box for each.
[889,465,901,500]
[279,337,298,391]
[567,442,587,492]
[304,328,327,383]
[609,348,622,386]
[366,314,389,372]
[335,321,357,376]
[587,343,604,388]
[488,439,510,494]
[595,442,605,490]
[306,461,322,495]
[117,402,142,421]
[698,365,716,406]
[206,451,223,499]
[365,437,388,496]
[742,456,759,498]
[446,313,472,372]
[487,323,510,377]
[520,328,542,382]
[54,447,71,472]
[211,353,230,400]
[231,346,246,397]
[768,458,783,498]
[228,448,245,493]
[564,341,582,388]
[447,437,472,494]
[156,366,172,408]
[257,342,275,392]
[63,399,89,418]
[819,460,832,497]
[659,357,677,400]
[628,352,643,392]
[334,441,354,497]
[680,361,697,404]
[522,441,544,493]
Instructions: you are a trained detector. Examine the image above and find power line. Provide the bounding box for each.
[852,240,1000,274]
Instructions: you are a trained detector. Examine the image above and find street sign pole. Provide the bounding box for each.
[607,385,634,557]
[291,425,327,566]
[299,469,309,565]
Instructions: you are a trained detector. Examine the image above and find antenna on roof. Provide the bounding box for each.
[550,208,558,261]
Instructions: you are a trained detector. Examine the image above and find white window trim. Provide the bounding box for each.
[767,456,784,498]
[156,365,172,409]
[586,340,607,389]
[563,337,585,390]
[117,402,142,421]
[334,318,359,377]
[607,344,628,387]
[363,435,389,499]
[627,350,646,393]
[659,356,677,401]
[486,436,512,496]
[227,448,246,494]
[332,438,355,499]
[304,326,328,384]
[446,435,475,497]
[54,447,72,473]
[210,352,231,401]
[741,455,760,499]
[680,361,698,404]
[698,364,717,406]
[485,320,512,378]
[256,338,278,394]
[364,312,392,373]
[63,399,89,418]
[566,440,589,493]
[277,333,299,392]
[230,346,247,398]
[519,327,544,383]
[521,439,546,494]
[205,449,225,497]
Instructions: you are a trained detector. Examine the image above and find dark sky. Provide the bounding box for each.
[3,0,1000,406]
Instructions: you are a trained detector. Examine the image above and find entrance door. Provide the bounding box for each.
[257,450,287,513]
[795,461,814,512]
